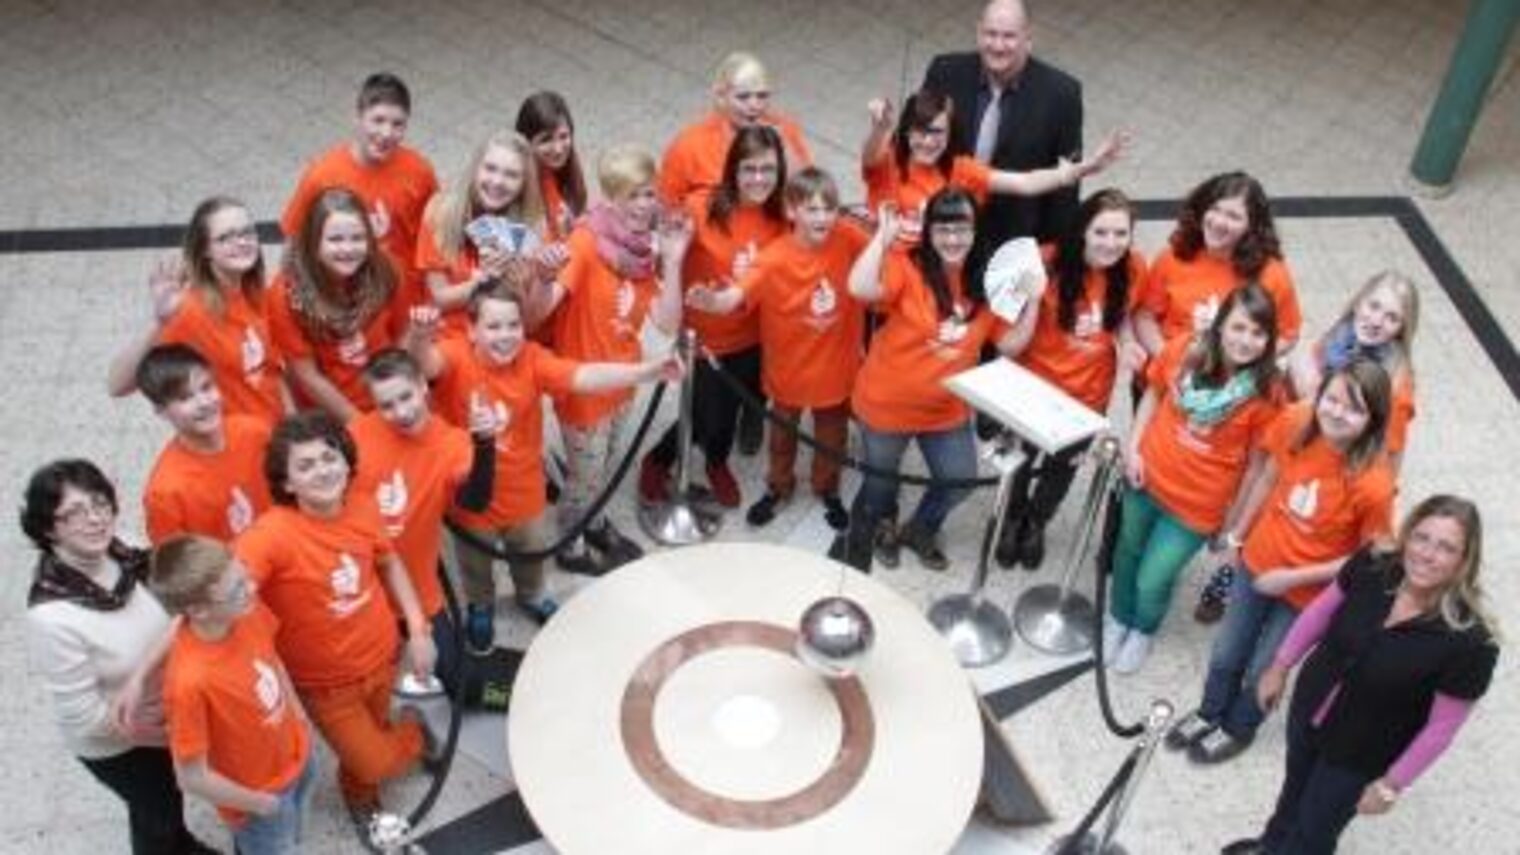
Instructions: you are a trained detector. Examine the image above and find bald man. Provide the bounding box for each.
[923,0,1083,255]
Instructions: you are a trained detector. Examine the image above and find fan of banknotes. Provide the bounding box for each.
[465,215,541,255]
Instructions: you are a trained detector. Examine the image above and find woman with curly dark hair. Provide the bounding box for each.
[1133,171,1302,359]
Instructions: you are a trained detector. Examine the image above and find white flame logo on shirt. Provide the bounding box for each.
[1191,295,1221,334]
[253,659,282,716]
[1286,479,1320,520]
[1074,300,1104,339]
[241,328,267,384]
[615,281,636,320]
[376,470,408,536]
[337,331,368,366]
[226,486,254,535]
[810,279,837,317]
[327,552,372,617]
[937,316,969,345]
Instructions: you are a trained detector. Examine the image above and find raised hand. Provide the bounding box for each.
[867,97,895,132]
[407,304,441,341]
[147,255,187,324]
[369,200,391,240]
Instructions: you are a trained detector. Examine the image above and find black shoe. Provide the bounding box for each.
[585,522,644,567]
[994,513,1023,569]
[975,412,1001,441]
[738,404,765,455]
[1165,711,1217,750]
[821,495,849,531]
[872,520,901,569]
[1189,728,1254,765]
[899,523,949,571]
[1015,516,1046,569]
[746,492,781,527]
[1220,838,1265,855]
[557,548,607,577]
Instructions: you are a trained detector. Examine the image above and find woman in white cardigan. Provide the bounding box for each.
[22,459,216,854]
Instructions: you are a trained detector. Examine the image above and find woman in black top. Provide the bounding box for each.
[1224,494,1499,855]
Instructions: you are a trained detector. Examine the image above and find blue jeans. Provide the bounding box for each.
[853,421,978,532]
[232,748,317,855]
[1107,487,1207,633]
[1198,565,1298,739]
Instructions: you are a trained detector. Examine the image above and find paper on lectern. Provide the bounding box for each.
[944,359,1110,455]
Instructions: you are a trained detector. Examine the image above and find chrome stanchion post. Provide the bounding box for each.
[1015,434,1122,655]
[928,432,1025,667]
[1094,700,1173,854]
[368,812,426,854]
[637,328,724,545]
[1049,699,1174,855]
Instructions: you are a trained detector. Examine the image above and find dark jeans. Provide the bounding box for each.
[1001,437,1090,529]
[1198,565,1297,739]
[79,746,202,854]
[1259,704,1374,854]
[841,420,978,570]
[649,346,762,468]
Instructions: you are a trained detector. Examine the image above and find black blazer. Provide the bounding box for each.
[923,52,1083,255]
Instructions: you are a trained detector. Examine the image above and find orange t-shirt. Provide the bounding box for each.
[164,605,310,826]
[1242,403,1396,610]
[1142,248,1302,345]
[280,143,438,283]
[682,196,788,356]
[1138,336,1282,533]
[738,224,870,408]
[158,288,284,425]
[431,339,579,527]
[862,155,992,217]
[659,111,813,205]
[540,171,578,242]
[266,272,407,412]
[1017,249,1147,413]
[852,252,1008,432]
[414,206,480,339]
[1386,371,1415,455]
[144,416,272,545]
[549,226,658,428]
[235,502,400,689]
[350,412,474,619]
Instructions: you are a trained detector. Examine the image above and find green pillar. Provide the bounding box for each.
[1410,0,1520,187]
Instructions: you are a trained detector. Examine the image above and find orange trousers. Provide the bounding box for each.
[768,403,850,498]
[299,663,422,807]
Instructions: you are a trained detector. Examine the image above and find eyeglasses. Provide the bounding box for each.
[54,495,115,527]
[738,163,779,178]
[212,226,260,247]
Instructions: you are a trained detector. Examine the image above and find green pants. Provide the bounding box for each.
[1108,487,1207,634]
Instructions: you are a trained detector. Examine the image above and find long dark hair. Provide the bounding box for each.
[516,91,588,215]
[912,188,982,319]
[1184,282,1279,393]
[1053,188,1133,333]
[708,125,788,231]
[894,88,961,182]
[1170,171,1281,279]
[1292,358,1391,473]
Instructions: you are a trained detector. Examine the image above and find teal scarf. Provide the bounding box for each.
[1176,370,1257,427]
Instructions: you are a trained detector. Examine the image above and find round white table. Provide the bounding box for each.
[508,542,984,854]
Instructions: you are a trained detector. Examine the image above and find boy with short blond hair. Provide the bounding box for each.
[152,535,314,855]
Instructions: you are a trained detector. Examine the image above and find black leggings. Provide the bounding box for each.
[648,346,762,468]
[79,746,203,854]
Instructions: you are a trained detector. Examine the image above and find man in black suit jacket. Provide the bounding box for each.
[924,0,1083,260]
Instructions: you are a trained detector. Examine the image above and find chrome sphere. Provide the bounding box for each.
[796,596,875,678]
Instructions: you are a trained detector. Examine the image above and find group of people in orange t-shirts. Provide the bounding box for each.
[17,2,1490,852]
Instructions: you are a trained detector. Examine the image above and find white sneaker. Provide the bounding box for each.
[1110,631,1153,675]
[1102,616,1130,663]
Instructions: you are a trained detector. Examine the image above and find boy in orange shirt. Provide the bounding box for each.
[413,285,678,649]
[151,535,314,855]
[351,348,498,688]
[281,72,438,310]
[236,411,432,818]
[687,167,869,530]
[138,345,272,544]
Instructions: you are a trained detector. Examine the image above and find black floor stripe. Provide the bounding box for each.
[0,198,1515,402]
[415,789,541,852]
[983,659,1095,720]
